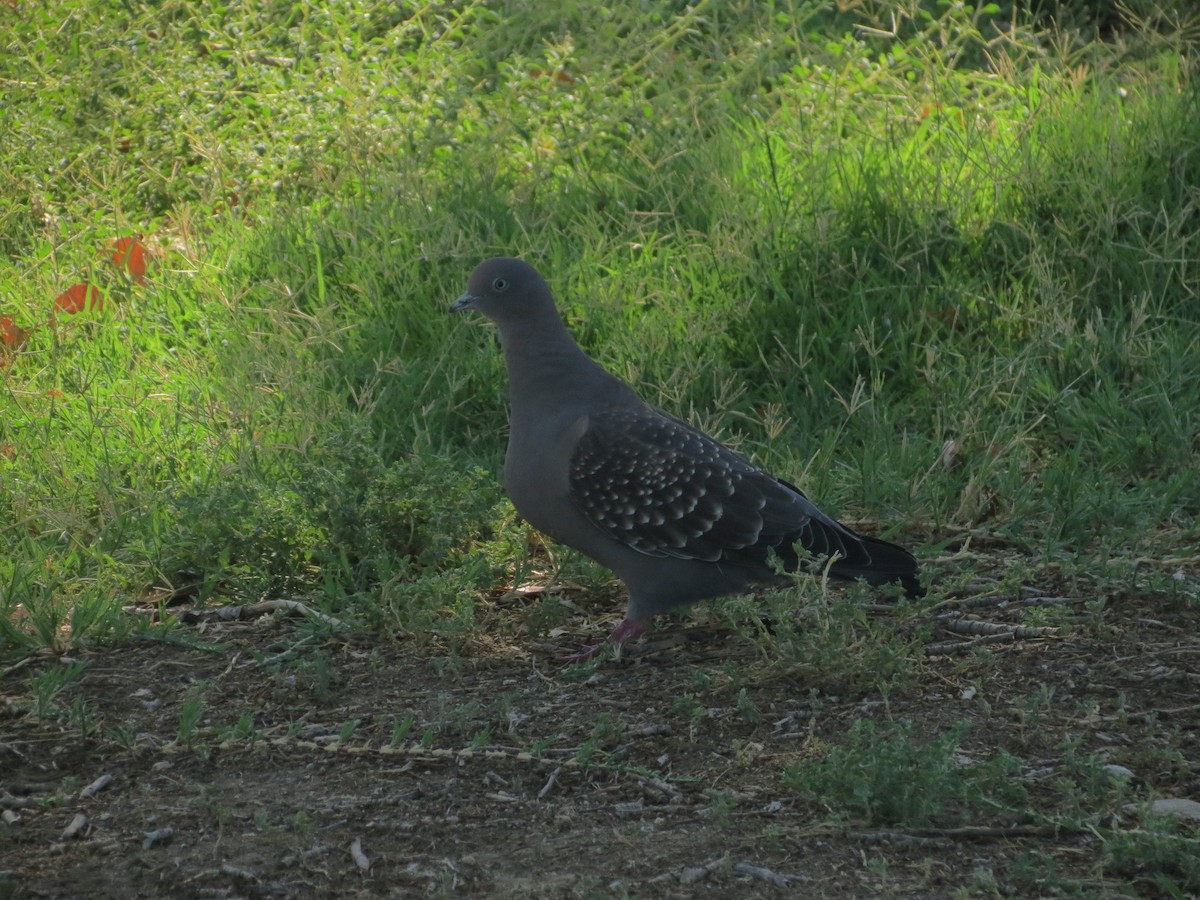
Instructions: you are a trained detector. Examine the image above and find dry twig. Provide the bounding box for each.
[178,599,345,629]
[350,837,372,872]
[79,773,113,799]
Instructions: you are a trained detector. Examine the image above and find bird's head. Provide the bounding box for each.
[451,257,557,324]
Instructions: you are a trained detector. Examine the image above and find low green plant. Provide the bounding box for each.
[105,722,139,752]
[588,713,626,745]
[1103,813,1200,895]
[176,694,205,749]
[739,587,925,693]
[64,695,99,738]
[390,715,416,746]
[27,661,88,720]
[702,790,741,827]
[734,688,762,726]
[220,713,259,745]
[568,734,595,766]
[783,718,1026,826]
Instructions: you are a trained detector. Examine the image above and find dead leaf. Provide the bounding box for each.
[0,315,27,350]
[54,283,104,315]
[111,235,149,284]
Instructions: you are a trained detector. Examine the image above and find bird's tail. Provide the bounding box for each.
[829,534,924,600]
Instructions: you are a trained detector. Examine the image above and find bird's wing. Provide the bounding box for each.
[567,405,864,568]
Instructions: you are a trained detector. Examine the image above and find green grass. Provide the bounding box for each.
[782,717,1028,826]
[2,0,1198,662]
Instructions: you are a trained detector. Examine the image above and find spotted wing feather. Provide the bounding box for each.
[568,406,864,571]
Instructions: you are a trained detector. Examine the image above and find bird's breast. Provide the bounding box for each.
[503,411,590,542]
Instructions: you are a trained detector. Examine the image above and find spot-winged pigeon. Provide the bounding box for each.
[452,258,922,660]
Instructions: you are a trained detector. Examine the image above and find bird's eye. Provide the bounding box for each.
[492,277,509,292]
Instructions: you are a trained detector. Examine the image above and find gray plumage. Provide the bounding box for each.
[452,257,921,659]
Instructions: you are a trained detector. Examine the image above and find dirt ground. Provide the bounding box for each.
[3,554,1199,899]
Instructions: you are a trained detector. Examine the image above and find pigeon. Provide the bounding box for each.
[452,257,922,660]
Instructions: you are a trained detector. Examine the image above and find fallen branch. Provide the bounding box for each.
[350,837,372,872]
[0,792,36,810]
[849,824,1073,842]
[220,862,261,882]
[936,619,1059,639]
[79,773,113,800]
[62,813,88,840]
[142,827,174,849]
[537,767,562,799]
[190,733,688,804]
[676,856,727,885]
[734,861,805,887]
[926,633,1022,656]
[178,599,345,629]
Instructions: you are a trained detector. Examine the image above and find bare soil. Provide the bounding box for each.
[2,558,1198,898]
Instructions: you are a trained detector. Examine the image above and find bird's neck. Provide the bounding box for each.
[497,316,618,416]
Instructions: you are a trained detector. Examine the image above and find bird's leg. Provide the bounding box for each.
[558,617,649,663]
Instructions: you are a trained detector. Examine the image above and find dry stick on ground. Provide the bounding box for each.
[142,827,174,850]
[178,599,345,629]
[350,837,372,872]
[955,595,1080,610]
[0,792,36,810]
[653,855,727,886]
[925,632,1030,656]
[935,619,1059,639]
[537,767,562,798]
[174,734,688,802]
[0,655,43,678]
[79,773,112,800]
[61,813,88,840]
[848,824,1078,842]
[734,861,805,888]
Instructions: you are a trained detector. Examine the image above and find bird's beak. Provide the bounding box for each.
[450,293,479,313]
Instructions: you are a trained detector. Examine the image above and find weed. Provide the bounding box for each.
[528,737,557,757]
[1103,814,1200,895]
[734,688,762,726]
[783,718,1026,826]
[670,693,708,737]
[64,695,99,739]
[573,737,600,766]
[701,790,741,827]
[287,811,314,838]
[390,716,416,746]
[176,694,205,749]
[588,713,625,745]
[1012,683,1058,750]
[105,722,139,752]
[217,713,260,745]
[27,661,88,720]
[196,786,234,844]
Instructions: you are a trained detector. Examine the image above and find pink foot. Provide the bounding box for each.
[558,618,649,663]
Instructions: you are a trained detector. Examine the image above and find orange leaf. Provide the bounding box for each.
[55,283,105,315]
[1,315,27,350]
[112,235,148,284]
[0,442,14,461]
